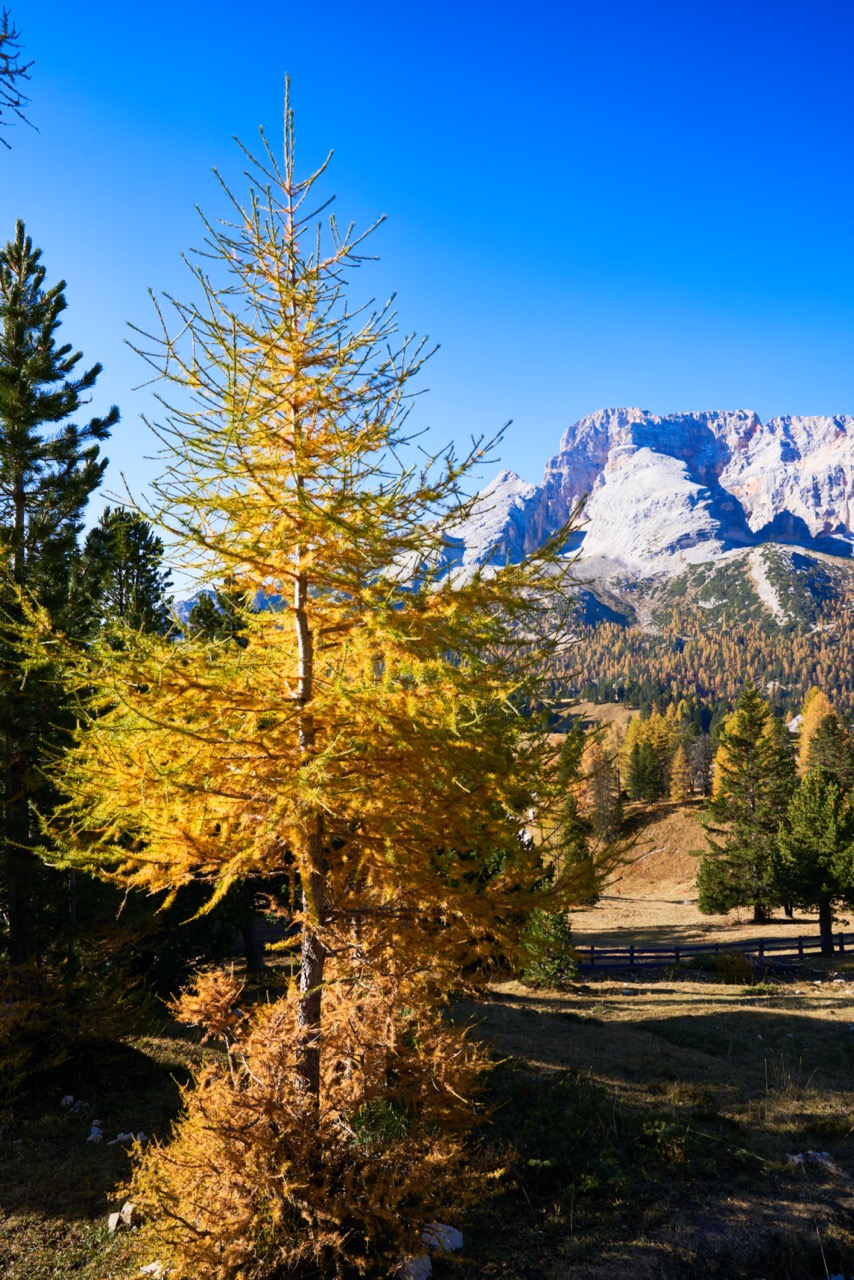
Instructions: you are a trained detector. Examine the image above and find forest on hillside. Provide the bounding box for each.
[559,594,854,720]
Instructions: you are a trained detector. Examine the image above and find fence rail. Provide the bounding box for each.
[575,932,852,970]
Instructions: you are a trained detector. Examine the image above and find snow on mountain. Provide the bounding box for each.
[460,408,854,578]
[447,469,540,567]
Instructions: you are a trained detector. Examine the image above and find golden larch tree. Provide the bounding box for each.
[796,686,836,775]
[41,90,580,1279]
[669,742,692,802]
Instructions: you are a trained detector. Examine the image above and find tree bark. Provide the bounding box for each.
[4,468,34,964]
[819,895,834,956]
[293,537,326,1103]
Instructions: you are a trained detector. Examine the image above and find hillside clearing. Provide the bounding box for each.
[570,800,849,947]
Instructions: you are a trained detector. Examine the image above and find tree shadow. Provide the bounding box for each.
[451,990,854,1280]
[0,1039,184,1221]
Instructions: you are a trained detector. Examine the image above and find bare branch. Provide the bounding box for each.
[0,7,34,148]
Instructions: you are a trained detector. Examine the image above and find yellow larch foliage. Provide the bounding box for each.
[796,687,836,774]
[669,743,692,802]
[38,91,581,1279]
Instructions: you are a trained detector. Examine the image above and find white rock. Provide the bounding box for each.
[395,1257,432,1280]
[422,1222,463,1252]
[434,406,854,593]
[86,1129,103,1144]
[786,1150,840,1172]
[60,1094,74,1108]
[108,1211,122,1233]
[120,1200,138,1227]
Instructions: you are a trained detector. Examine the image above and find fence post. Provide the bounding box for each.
[590,945,595,968]
[758,941,764,960]
[715,943,720,954]
[674,946,680,964]
[629,944,635,966]
[838,933,845,954]
[798,937,803,959]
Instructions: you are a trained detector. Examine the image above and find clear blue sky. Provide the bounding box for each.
[4,0,854,512]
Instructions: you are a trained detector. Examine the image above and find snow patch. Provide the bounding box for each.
[747,548,787,623]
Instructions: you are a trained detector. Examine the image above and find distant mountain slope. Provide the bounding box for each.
[455,408,854,582]
[173,409,854,711]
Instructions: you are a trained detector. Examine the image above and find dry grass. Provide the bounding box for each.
[440,959,854,1279]
[571,799,850,946]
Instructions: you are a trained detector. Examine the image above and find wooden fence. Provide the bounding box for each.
[574,932,853,971]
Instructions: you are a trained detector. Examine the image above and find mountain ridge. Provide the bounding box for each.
[453,407,854,580]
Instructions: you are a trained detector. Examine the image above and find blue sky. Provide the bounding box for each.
[4,0,854,514]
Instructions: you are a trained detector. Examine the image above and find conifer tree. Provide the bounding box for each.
[777,766,854,954]
[698,681,794,922]
[688,733,714,797]
[579,732,622,840]
[806,710,854,790]
[81,506,172,634]
[45,94,580,1276]
[0,220,117,963]
[797,687,836,774]
[669,742,692,802]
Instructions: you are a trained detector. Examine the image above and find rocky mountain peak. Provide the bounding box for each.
[453,408,854,576]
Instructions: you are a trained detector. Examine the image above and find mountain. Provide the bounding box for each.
[452,407,854,626]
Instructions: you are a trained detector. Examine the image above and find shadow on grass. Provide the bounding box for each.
[0,1039,184,1221]
[570,917,827,949]
[447,992,854,1279]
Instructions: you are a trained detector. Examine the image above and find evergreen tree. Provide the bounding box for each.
[0,220,117,963]
[81,506,172,634]
[185,582,247,647]
[777,766,854,954]
[626,738,665,801]
[44,96,580,1276]
[688,733,714,797]
[806,711,854,790]
[698,681,794,922]
[579,733,622,841]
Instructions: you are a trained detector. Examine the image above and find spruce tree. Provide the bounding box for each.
[777,766,854,954]
[81,506,172,635]
[805,711,854,790]
[0,220,117,963]
[698,681,794,922]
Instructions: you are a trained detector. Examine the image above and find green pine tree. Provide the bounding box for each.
[698,681,794,923]
[806,712,854,791]
[0,219,118,963]
[81,506,172,635]
[777,766,854,954]
[185,581,248,647]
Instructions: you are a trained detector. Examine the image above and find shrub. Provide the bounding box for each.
[520,910,578,986]
[129,968,487,1279]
